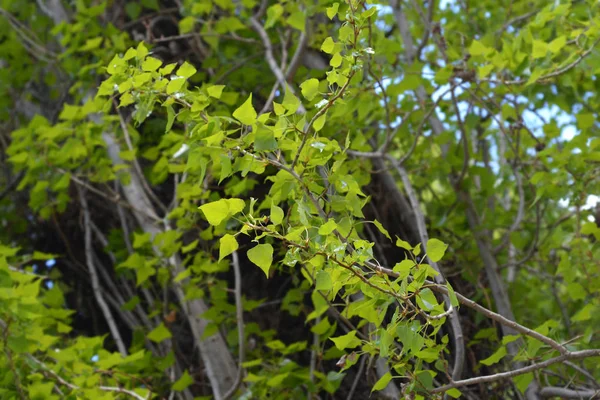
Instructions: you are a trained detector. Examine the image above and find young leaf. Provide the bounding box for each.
[326,3,339,19]
[270,204,284,225]
[480,345,507,366]
[469,40,491,56]
[426,238,448,262]
[371,372,392,392]
[446,282,459,307]
[395,237,413,250]
[548,36,566,54]
[532,40,548,59]
[372,219,391,240]
[248,243,274,278]
[287,11,305,32]
[207,85,225,99]
[321,37,335,54]
[142,56,162,72]
[177,61,197,78]
[265,4,283,29]
[219,234,238,261]
[199,198,245,226]
[282,86,300,114]
[330,331,361,350]
[313,112,327,132]
[300,78,319,101]
[172,370,194,391]
[315,270,332,291]
[147,322,172,343]
[318,219,337,235]
[233,94,257,125]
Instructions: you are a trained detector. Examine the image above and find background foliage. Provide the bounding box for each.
[1,0,600,399]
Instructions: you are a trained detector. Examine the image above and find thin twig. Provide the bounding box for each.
[29,355,149,400]
[77,186,128,356]
[431,349,600,394]
[485,37,600,86]
[346,354,367,400]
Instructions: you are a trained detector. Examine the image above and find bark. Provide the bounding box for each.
[102,132,238,399]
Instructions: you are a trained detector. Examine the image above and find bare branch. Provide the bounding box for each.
[431,350,600,394]
[77,186,128,356]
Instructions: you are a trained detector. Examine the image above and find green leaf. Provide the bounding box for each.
[321,37,335,54]
[282,86,300,114]
[219,234,239,261]
[123,48,137,60]
[254,126,278,151]
[287,11,305,31]
[372,372,392,392]
[160,63,177,75]
[142,56,162,72]
[480,345,507,366]
[270,204,285,225]
[478,64,495,78]
[313,112,327,132]
[372,220,391,240]
[514,373,534,394]
[233,94,257,125]
[447,388,462,398]
[141,0,159,10]
[177,61,197,78]
[395,237,413,250]
[315,270,332,291]
[413,243,422,256]
[426,238,448,262]
[80,37,103,51]
[393,259,415,278]
[199,198,245,226]
[572,303,594,322]
[330,331,361,350]
[32,251,58,260]
[577,113,595,130]
[327,3,339,19]
[179,16,196,33]
[300,78,319,101]
[330,52,342,67]
[137,42,149,59]
[7,335,29,353]
[417,288,438,311]
[248,244,274,278]
[172,370,194,391]
[318,219,337,235]
[207,85,225,99]
[265,4,283,29]
[548,36,566,54]
[469,40,491,56]
[147,323,172,343]
[532,40,548,59]
[446,282,459,307]
[167,77,186,94]
[165,105,176,132]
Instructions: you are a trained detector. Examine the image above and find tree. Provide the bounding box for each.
[1,0,600,398]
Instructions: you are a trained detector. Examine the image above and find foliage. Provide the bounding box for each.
[1,0,600,399]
